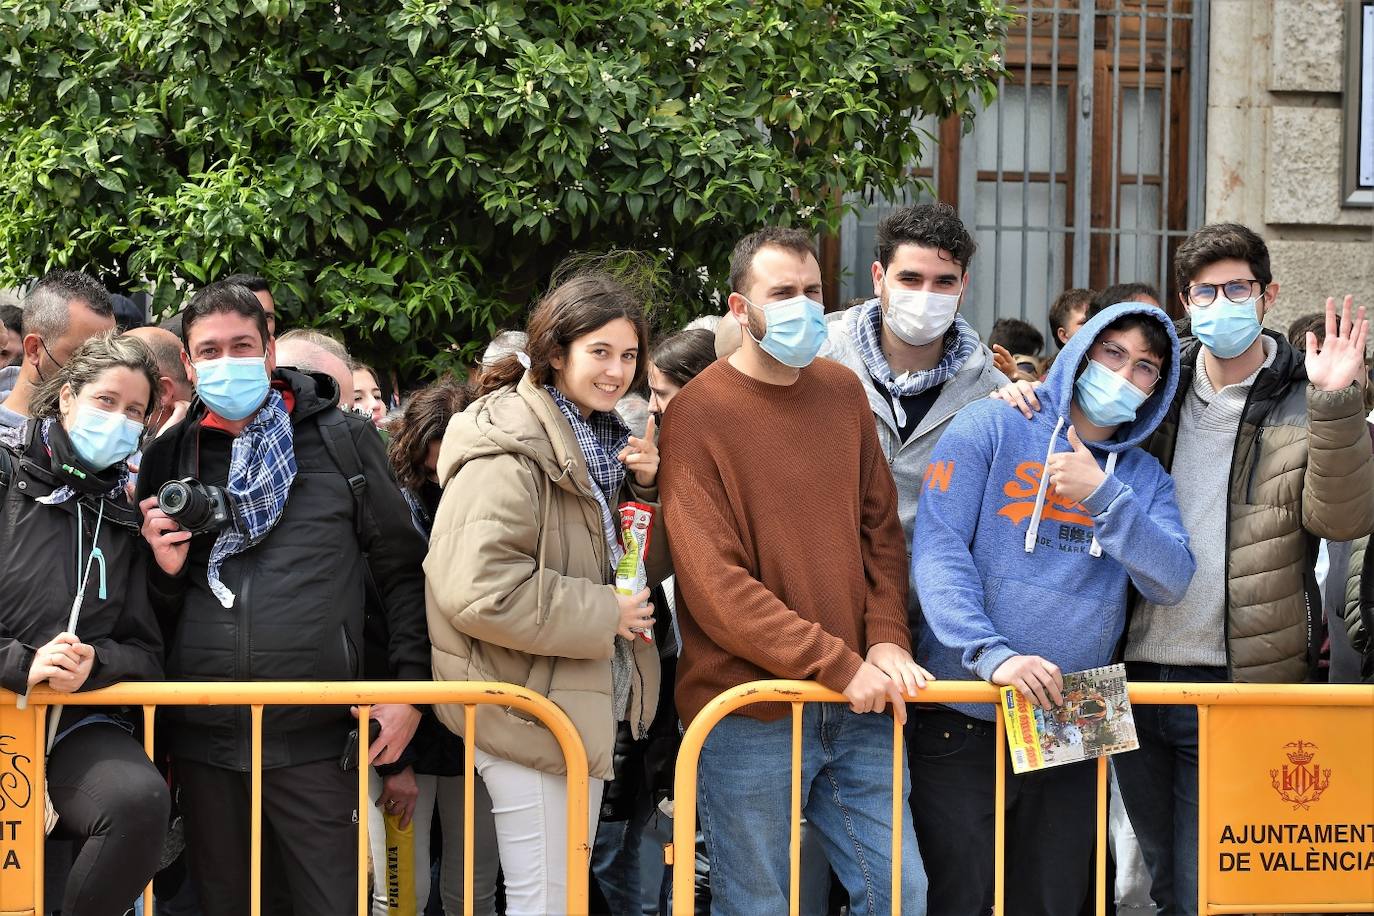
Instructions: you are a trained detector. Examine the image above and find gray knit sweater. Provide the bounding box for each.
[1127,338,1277,667]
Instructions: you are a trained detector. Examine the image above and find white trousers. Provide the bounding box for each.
[473,747,604,916]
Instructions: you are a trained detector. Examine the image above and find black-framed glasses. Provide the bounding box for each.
[1185,278,1266,308]
[1093,339,1161,390]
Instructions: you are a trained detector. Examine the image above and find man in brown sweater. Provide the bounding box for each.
[660,227,931,916]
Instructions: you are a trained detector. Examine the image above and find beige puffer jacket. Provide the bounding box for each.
[424,374,664,779]
[1145,331,1374,682]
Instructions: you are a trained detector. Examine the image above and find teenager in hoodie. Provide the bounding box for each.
[910,302,1196,916]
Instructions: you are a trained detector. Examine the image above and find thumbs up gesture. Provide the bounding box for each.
[1045,425,1107,505]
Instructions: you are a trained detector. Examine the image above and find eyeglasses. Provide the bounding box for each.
[1093,340,1161,390]
[1185,278,1266,308]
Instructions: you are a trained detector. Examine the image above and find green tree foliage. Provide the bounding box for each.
[0,0,1009,375]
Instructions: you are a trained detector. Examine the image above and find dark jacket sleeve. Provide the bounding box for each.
[0,638,37,695]
[354,423,431,682]
[85,542,165,689]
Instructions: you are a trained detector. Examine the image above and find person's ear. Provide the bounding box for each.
[181,349,197,386]
[264,336,276,375]
[158,376,176,408]
[870,261,884,299]
[22,333,42,372]
[1057,327,1069,347]
[727,292,749,326]
[549,348,565,372]
[1260,281,1279,319]
[58,383,74,421]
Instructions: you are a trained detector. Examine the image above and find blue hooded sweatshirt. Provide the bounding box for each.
[913,302,1195,720]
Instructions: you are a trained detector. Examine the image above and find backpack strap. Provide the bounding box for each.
[315,409,371,541]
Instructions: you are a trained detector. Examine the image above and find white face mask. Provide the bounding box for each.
[882,281,962,346]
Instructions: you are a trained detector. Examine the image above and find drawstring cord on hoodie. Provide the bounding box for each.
[1023,417,1117,557]
[1088,452,1118,558]
[1024,417,1065,554]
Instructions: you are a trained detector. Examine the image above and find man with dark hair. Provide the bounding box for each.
[0,303,22,367]
[224,272,277,336]
[1090,282,1162,315]
[0,269,115,442]
[136,280,430,916]
[662,227,929,915]
[995,222,1374,915]
[1049,288,1095,349]
[818,202,1006,774]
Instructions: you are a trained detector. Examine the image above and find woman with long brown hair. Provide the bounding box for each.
[424,267,666,915]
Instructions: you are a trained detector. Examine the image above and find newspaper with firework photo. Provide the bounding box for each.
[1000,663,1138,774]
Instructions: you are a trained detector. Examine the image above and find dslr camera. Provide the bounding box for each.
[157,478,233,535]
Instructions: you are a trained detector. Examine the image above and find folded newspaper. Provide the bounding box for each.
[1000,663,1138,774]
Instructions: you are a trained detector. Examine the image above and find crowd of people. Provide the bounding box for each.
[0,203,1370,916]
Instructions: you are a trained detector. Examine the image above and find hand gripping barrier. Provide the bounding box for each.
[0,681,592,916]
[668,680,1374,916]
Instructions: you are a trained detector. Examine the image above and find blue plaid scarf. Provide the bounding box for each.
[855,299,979,427]
[36,418,130,506]
[208,390,297,608]
[545,386,630,568]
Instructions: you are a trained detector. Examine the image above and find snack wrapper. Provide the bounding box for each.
[616,501,654,643]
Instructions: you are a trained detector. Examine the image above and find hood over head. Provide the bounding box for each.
[1039,300,1182,452]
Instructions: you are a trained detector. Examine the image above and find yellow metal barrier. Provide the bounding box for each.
[669,680,1374,916]
[0,681,592,916]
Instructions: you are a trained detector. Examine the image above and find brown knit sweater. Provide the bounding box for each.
[660,357,911,725]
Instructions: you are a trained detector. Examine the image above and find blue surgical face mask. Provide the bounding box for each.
[67,404,144,471]
[194,355,270,421]
[1074,359,1152,427]
[744,295,827,368]
[1190,297,1263,359]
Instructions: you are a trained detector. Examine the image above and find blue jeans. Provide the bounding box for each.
[697,704,926,916]
[1112,662,1227,916]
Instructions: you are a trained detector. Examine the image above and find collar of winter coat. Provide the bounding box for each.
[182,366,340,431]
[1171,314,1306,409]
[436,372,597,499]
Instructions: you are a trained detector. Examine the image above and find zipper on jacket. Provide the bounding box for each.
[1244,427,1264,504]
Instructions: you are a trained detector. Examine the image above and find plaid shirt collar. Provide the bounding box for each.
[544,385,629,505]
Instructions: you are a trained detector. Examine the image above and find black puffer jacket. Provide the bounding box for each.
[0,421,163,730]
[136,369,429,771]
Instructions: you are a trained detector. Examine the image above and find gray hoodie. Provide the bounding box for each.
[0,365,26,443]
[820,302,1008,627]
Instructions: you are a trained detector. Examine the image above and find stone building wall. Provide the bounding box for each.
[1205,0,1373,334]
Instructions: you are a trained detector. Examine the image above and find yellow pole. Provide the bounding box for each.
[789,703,803,916]
[891,712,904,916]
[1095,755,1108,916]
[250,704,263,916]
[464,703,476,916]
[143,704,157,916]
[1197,704,1209,916]
[358,704,371,916]
[994,711,1006,916]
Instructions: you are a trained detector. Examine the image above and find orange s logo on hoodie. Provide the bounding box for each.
[997,460,1095,529]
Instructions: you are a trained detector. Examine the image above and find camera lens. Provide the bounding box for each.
[158,479,213,532]
[160,481,189,514]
